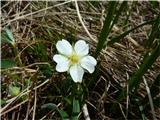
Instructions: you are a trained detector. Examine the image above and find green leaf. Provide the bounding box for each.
[71,99,80,120]
[95,1,118,58]
[1,59,16,69]
[58,110,69,120]
[73,99,80,114]
[41,103,69,120]
[41,103,57,110]
[9,85,20,96]
[1,28,15,46]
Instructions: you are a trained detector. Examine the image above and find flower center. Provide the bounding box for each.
[69,54,79,64]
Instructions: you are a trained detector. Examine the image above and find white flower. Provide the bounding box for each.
[53,39,97,83]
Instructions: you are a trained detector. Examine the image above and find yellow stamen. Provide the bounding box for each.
[69,54,79,64]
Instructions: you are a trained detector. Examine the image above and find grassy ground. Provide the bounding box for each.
[1,1,160,120]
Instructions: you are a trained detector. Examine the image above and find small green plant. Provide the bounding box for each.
[1,28,22,67]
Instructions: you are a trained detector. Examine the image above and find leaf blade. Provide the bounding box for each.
[95,1,117,58]
[1,59,16,69]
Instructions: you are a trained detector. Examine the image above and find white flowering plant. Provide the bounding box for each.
[53,39,97,83]
[52,39,97,119]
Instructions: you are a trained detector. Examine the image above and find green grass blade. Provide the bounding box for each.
[95,1,117,58]
[108,19,157,46]
[128,44,160,92]
[145,16,160,48]
[109,1,127,32]
[118,40,160,101]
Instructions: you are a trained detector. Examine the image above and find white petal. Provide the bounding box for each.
[55,61,70,72]
[56,39,73,56]
[69,65,84,83]
[80,56,97,73]
[53,54,70,72]
[74,40,89,56]
[53,54,68,63]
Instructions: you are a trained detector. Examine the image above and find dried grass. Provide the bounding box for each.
[1,1,160,119]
